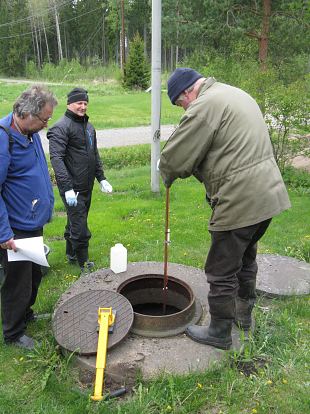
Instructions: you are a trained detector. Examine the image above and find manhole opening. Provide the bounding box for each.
[117,274,191,316]
[117,274,202,338]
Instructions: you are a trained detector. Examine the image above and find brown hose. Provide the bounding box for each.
[163,186,170,314]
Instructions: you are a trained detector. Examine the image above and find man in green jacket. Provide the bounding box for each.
[159,68,291,350]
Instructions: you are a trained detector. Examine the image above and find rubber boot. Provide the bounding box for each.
[186,295,235,350]
[235,278,256,330]
[185,319,233,350]
[234,297,255,330]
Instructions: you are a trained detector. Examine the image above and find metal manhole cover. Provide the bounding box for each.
[52,289,133,355]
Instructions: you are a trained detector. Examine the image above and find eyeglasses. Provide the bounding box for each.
[175,93,186,107]
[35,114,52,124]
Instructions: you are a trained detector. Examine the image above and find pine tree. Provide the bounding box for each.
[123,32,150,90]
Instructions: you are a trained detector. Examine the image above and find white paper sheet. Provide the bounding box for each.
[7,236,49,267]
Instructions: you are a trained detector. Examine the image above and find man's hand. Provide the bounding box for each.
[65,189,78,207]
[0,238,17,252]
[100,180,113,193]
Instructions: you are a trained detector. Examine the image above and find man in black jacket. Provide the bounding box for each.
[47,88,112,274]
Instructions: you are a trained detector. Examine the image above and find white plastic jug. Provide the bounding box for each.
[110,243,127,274]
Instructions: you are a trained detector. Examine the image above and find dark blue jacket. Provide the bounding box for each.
[0,113,54,243]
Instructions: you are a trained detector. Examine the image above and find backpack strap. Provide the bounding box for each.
[0,125,14,154]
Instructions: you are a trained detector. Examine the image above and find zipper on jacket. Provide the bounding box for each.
[86,129,93,147]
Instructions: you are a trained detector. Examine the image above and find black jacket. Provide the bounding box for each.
[47,110,105,194]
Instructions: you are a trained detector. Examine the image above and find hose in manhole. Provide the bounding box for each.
[117,274,202,337]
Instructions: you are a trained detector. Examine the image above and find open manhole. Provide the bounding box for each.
[117,274,202,337]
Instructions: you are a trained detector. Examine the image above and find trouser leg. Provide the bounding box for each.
[236,219,272,299]
[186,219,272,347]
[64,216,75,258]
[1,229,43,342]
[205,219,272,315]
[61,191,92,267]
[25,263,43,322]
[235,219,272,329]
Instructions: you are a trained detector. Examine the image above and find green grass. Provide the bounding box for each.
[0,81,182,129]
[0,159,309,414]
[0,81,309,413]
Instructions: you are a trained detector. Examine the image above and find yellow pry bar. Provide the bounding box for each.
[91,307,115,401]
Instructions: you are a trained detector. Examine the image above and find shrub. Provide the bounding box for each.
[282,166,310,193]
[265,78,310,172]
[100,144,150,170]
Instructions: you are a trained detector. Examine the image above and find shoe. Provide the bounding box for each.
[185,319,233,350]
[67,254,77,264]
[80,261,95,276]
[6,334,36,350]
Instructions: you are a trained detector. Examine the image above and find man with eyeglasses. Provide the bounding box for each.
[0,85,57,350]
[159,68,291,350]
[47,88,112,275]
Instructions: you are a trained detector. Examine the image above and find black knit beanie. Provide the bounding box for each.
[167,68,203,105]
[67,88,88,104]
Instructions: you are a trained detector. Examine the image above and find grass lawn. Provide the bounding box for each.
[0,81,182,129]
[0,158,309,414]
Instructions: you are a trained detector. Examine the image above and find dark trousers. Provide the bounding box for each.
[205,219,271,319]
[61,190,92,267]
[1,228,43,342]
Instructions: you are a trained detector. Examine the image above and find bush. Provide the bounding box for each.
[100,144,150,170]
[282,166,310,193]
[265,78,310,172]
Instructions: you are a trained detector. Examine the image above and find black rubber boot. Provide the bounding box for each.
[234,297,255,330]
[185,319,233,350]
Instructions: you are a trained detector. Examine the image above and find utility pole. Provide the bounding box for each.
[151,0,161,193]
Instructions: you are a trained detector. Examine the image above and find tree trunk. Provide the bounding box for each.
[63,24,68,59]
[53,0,63,62]
[163,42,167,72]
[30,18,37,66]
[120,0,125,71]
[259,0,271,71]
[42,18,50,63]
[33,19,41,68]
[102,12,106,64]
[175,2,179,68]
[38,26,43,67]
[143,23,147,57]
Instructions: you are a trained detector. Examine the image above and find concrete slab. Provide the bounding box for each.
[53,254,309,386]
[256,254,310,297]
[53,262,247,384]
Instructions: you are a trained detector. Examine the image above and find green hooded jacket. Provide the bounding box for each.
[159,78,291,231]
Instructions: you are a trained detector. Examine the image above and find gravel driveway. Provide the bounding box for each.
[40,124,176,153]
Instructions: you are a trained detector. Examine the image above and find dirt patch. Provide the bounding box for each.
[234,357,269,376]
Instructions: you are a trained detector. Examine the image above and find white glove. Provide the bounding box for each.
[100,180,113,193]
[65,189,78,207]
[157,159,160,171]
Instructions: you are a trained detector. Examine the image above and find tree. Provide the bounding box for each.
[4,0,30,76]
[123,32,150,90]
